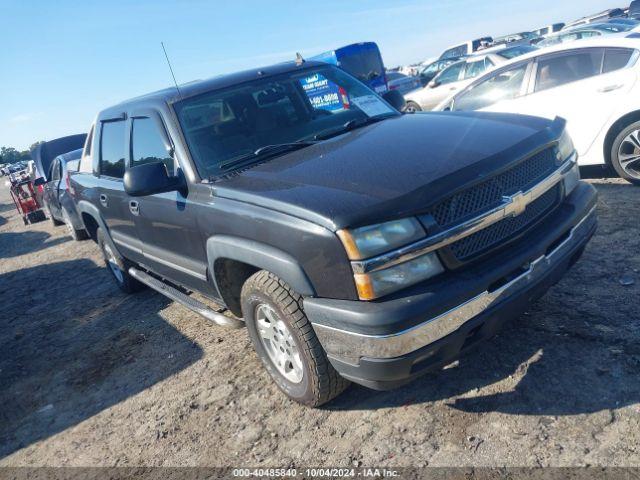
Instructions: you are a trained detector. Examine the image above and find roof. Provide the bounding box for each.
[102,60,328,116]
[56,148,83,163]
[478,36,640,72]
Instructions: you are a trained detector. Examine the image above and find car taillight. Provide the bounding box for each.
[66,172,75,196]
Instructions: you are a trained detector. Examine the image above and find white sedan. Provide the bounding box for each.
[434,36,640,185]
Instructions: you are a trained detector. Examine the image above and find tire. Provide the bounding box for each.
[610,120,640,186]
[404,101,422,113]
[241,271,349,407]
[96,228,145,293]
[62,208,88,241]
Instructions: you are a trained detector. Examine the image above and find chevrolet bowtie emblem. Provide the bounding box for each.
[503,191,529,217]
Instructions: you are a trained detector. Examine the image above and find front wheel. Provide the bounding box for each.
[611,121,640,186]
[404,101,422,113]
[241,271,349,407]
[96,228,145,293]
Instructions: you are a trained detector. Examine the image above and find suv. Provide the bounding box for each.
[71,60,597,406]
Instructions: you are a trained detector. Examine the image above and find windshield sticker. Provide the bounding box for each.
[351,95,394,117]
[300,74,349,112]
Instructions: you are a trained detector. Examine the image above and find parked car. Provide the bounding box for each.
[435,37,640,185]
[42,149,88,240]
[404,44,537,112]
[564,8,626,29]
[70,59,596,406]
[535,23,636,48]
[493,31,539,46]
[385,71,421,95]
[602,18,640,27]
[630,0,640,19]
[417,57,466,86]
[310,42,388,94]
[533,23,566,37]
[438,37,493,59]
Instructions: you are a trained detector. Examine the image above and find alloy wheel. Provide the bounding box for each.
[618,129,640,179]
[255,304,304,384]
[103,242,124,283]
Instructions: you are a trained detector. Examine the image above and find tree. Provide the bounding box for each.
[0,146,22,164]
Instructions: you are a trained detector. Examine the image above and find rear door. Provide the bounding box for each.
[127,111,209,292]
[97,116,145,262]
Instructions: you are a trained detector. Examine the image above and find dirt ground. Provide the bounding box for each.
[0,176,639,468]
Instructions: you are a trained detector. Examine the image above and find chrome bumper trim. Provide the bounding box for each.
[352,154,578,274]
[314,204,595,365]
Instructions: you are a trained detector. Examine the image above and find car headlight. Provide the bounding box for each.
[354,253,444,300]
[563,160,580,195]
[337,218,425,260]
[337,218,445,300]
[557,129,575,162]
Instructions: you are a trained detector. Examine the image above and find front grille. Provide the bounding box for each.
[428,147,557,228]
[449,185,560,261]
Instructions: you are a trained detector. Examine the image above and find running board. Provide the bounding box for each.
[128,267,244,329]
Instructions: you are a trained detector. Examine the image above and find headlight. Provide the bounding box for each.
[337,218,425,260]
[354,253,444,300]
[557,129,575,162]
[563,161,580,195]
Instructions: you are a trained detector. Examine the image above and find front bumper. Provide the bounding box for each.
[304,182,597,390]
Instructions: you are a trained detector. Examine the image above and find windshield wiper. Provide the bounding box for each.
[218,141,318,172]
[312,116,391,141]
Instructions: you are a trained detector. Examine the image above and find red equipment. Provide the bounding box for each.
[9,178,47,225]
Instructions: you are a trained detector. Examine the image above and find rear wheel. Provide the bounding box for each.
[611,120,640,186]
[96,228,145,293]
[241,270,349,407]
[404,101,422,113]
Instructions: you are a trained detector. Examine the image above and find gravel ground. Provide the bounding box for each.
[0,177,639,467]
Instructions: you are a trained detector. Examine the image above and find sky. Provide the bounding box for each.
[0,0,621,150]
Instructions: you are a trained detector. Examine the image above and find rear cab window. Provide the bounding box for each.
[100,121,127,179]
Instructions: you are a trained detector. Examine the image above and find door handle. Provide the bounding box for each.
[99,194,108,207]
[129,200,140,216]
[598,84,624,93]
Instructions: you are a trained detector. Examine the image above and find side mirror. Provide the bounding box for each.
[124,162,184,197]
[382,89,406,112]
[33,177,46,187]
[429,80,440,88]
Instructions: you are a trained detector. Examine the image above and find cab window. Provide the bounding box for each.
[436,62,464,85]
[79,125,94,173]
[100,120,126,179]
[453,63,529,111]
[131,117,174,174]
[535,49,604,92]
[603,48,636,73]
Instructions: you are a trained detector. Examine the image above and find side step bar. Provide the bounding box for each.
[128,267,244,329]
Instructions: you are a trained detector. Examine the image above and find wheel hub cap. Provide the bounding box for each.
[618,129,640,179]
[255,304,304,384]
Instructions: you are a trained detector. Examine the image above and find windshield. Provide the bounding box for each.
[174,65,398,178]
[337,48,385,84]
[499,45,537,59]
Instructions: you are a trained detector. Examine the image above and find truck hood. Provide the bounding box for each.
[214,112,563,230]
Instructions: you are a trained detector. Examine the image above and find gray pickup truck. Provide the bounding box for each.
[70,60,597,406]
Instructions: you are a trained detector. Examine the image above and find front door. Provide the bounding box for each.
[126,112,211,294]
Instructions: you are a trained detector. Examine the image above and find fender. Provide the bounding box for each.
[76,200,126,269]
[206,235,315,296]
